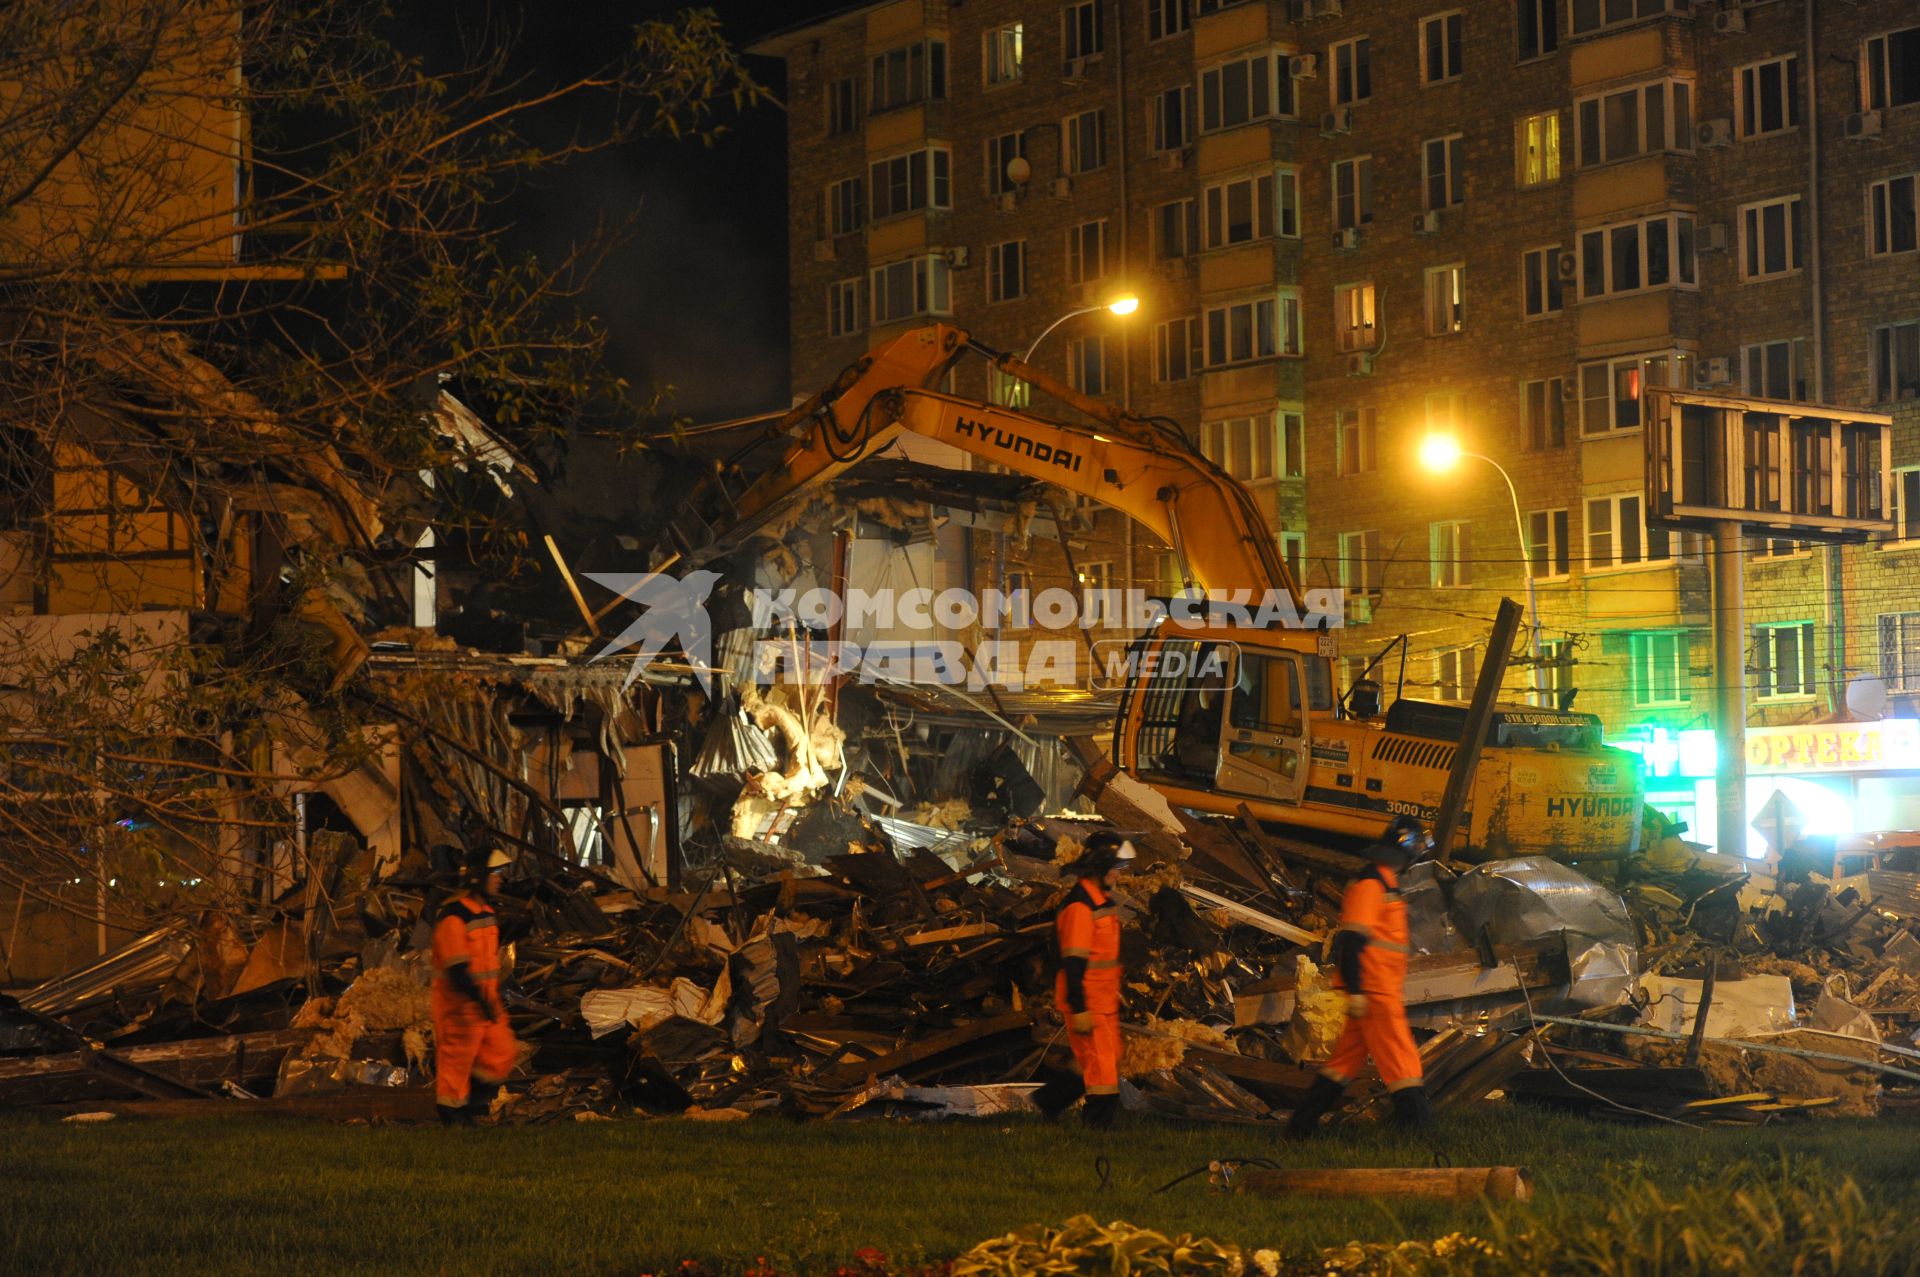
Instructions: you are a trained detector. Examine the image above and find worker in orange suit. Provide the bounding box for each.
[1287,815,1436,1137]
[1048,830,1135,1129]
[431,843,518,1126]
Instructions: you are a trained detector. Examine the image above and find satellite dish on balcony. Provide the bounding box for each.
[1846,675,1888,719]
[1005,156,1032,187]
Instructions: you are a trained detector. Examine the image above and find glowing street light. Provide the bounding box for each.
[1419,433,1546,702]
[1022,294,1141,362]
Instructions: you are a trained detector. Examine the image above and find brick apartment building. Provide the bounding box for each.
[750,0,1920,846]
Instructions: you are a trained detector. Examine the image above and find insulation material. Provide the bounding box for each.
[580,977,718,1038]
[1121,1019,1234,1078]
[1698,1031,1882,1118]
[738,684,843,804]
[293,964,432,1060]
[1282,955,1350,1065]
[903,799,973,830]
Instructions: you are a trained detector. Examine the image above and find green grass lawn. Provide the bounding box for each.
[1,1106,1916,1276]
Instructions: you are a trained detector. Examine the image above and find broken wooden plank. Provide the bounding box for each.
[0,1028,319,1107]
[1236,1166,1533,1202]
[1178,883,1322,946]
[903,922,1001,947]
[825,1010,1037,1085]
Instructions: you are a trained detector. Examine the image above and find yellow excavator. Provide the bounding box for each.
[685,323,1643,861]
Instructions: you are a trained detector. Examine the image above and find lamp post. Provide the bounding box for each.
[1419,435,1546,704]
[1021,295,1139,363]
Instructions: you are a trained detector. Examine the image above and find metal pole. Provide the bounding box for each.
[1713,519,1748,859]
[1022,304,1105,364]
[1466,452,1543,703]
[1431,597,1524,857]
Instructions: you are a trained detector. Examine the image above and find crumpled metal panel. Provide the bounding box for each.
[19,927,190,1016]
[1399,861,1463,956]
[1450,856,1638,1010]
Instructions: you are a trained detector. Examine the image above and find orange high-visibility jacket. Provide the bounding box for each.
[1330,865,1410,999]
[431,893,503,1008]
[1054,877,1122,1014]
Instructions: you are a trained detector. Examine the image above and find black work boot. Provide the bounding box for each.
[1032,1068,1086,1120]
[1389,1085,1437,1134]
[1285,1074,1345,1139]
[1081,1093,1119,1130]
[438,1102,474,1128]
[464,1079,501,1123]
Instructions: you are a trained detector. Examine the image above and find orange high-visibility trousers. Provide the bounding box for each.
[1066,1010,1122,1096]
[431,986,517,1107]
[1322,997,1423,1091]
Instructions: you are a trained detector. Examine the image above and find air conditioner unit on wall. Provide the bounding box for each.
[1694,356,1733,387]
[1347,351,1375,377]
[1555,250,1578,281]
[1050,176,1074,199]
[1159,148,1187,172]
[1289,54,1319,79]
[995,191,1018,213]
[1697,118,1734,148]
[1332,227,1360,249]
[1698,222,1729,252]
[1712,8,1746,33]
[1845,111,1883,140]
[1413,210,1441,234]
[944,246,969,269]
[1319,107,1353,136]
[811,239,837,263]
[1159,256,1191,280]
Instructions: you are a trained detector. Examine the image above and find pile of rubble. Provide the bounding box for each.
[3,738,1916,1127]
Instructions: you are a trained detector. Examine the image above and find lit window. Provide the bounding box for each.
[1424,264,1464,335]
[1516,113,1561,188]
[984,24,1023,86]
[1334,283,1377,352]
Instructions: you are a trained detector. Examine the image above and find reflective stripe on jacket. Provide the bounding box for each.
[431,894,502,997]
[1331,864,1409,998]
[1054,877,1122,1013]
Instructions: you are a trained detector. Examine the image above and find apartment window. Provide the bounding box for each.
[1883,614,1920,690]
[1064,1,1105,66]
[1065,220,1108,285]
[985,23,1023,86]
[1431,520,1471,587]
[1425,264,1464,335]
[1337,407,1377,475]
[1149,0,1191,41]
[1203,297,1278,367]
[1523,378,1566,449]
[1423,134,1464,210]
[828,76,862,135]
[1281,411,1305,478]
[1754,622,1817,700]
[1739,196,1804,281]
[1078,560,1114,626]
[1421,12,1463,85]
[828,177,865,236]
[985,132,1028,198]
[827,279,861,338]
[1892,467,1920,540]
[1586,492,1664,568]
[1522,246,1565,316]
[1630,632,1689,708]
[1570,0,1677,38]
[1863,27,1920,111]
[1275,168,1299,237]
[1154,317,1200,382]
[869,147,951,220]
[1580,352,1688,433]
[1279,531,1306,583]
[1332,156,1374,231]
[1200,50,1294,133]
[1339,529,1382,596]
[1538,637,1573,705]
[870,256,951,323]
[1870,174,1919,257]
[1516,0,1559,60]
[1334,283,1377,352]
[1067,335,1108,395]
[1578,213,1697,298]
[1425,391,1466,432]
[1872,320,1920,402]
[1203,172,1275,248]
[1152,86,1195,152]
[1202,414,1285,481]
[1153,199,1197,261]
[871,40,946,112]
[1737,56,1800,139]
[1004,570,1030,628]
[989,367,1032,410]
[1526,509,1570,578]
[1516,113,1561,187]
[986,241,1025,303]
[1575,80,1693,167]
[1743,338,1809,402]
[1064,109,1108,174]
[1332,38,1371,106]
[1435,646,1477,701]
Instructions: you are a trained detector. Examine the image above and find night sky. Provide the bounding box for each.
[433,1,842,424]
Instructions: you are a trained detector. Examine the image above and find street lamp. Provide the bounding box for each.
[1022,294,1140,363]
[1419,434,1546,703]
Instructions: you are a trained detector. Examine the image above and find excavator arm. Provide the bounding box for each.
[699,324,1302,606]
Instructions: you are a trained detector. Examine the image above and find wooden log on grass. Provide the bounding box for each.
[1235,1166,1534,1202]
